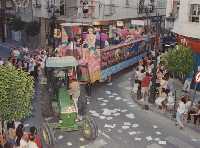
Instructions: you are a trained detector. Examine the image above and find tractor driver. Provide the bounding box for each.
[68,70,81,120]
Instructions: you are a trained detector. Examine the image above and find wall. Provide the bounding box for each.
[32,0,60,18]
[172,0,200,39]
[63,0,167,22]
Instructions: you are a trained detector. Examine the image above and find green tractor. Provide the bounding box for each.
[41,56,98,146]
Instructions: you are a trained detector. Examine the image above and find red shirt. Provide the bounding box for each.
[35,135,42,148]
[141,76,151,87]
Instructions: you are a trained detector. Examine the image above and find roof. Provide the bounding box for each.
[60,22,90,27]
[46,56,78,68]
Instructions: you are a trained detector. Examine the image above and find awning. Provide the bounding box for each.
[46,56,78,68]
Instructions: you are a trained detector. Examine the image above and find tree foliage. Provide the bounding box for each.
[0,66,34,121]
[161,45,194,77]
[25,21,41,37]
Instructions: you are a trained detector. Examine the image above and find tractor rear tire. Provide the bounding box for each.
[81,117,98,140]
[41,122,55,146]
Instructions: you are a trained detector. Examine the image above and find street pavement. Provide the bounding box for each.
[53,70,200,148]
[0,43,11,58]
[1,43,199,148]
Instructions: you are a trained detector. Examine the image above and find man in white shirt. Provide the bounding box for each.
[176,97,187,129]
[0,57,4,65]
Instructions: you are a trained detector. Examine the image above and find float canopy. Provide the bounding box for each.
[46,56,78,68]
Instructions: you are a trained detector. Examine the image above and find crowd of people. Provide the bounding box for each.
[0,47,49,148]
[0,47,49,80]
[132,50,200,129]
[0,121,42,148]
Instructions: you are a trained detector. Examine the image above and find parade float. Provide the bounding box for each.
[42,56,98,145]
[55,23,156,83]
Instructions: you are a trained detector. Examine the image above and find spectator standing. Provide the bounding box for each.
[29,127,42,148]
[183,77,193,93]
[28,135,38,148]
[141,73,152,103]
[176,96,187,129]
[0,57,4,65]
[16,124,24,147]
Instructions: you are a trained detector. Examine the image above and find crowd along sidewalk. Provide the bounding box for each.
[132,78,200,133]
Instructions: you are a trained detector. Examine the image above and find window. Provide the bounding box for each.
[125,0,130,6]
[190,4,200,22]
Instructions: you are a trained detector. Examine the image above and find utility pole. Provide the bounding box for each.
[0,0,6,42]
[149,11,160,104]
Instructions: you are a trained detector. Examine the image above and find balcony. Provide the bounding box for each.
[166,13,176,21]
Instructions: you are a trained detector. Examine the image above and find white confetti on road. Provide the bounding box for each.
[153,125,158,129]
[100,103,107,106]
[80,138,85,142]
[112,93,118,96]
[146,136,153,141]
[124,122,131,126]
[106,117,113,120]
[129,131,137,135]
[126,113,135,119]
[155,131,162,135]
[113,113,121,116]
[158,141,167,145]
[154,138,161,141]
[67,142,72,146]
[99,116,106,119]
[115,97,122,100]
[134,137,142,141]
[58,135,64,140]
[105,91,112,95]
[107,83,113,86]
[104,124,116,129]
[132,124,139,128]
[97,98,104,101]
[122,126,130,129]
[102,100,109,103]
[121,109,128,113]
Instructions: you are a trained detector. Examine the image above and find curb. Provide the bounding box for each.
[131,92,200,133]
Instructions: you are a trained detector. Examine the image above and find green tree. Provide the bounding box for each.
[162,45,194,79]
[0,66,34,121]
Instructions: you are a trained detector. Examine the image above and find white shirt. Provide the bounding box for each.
[27,141,38,148]
[0,60,4,65]
[185,101,192,112]
[138,65,144,71]
[138,72,145,81]
[19,139,28,148]
[177,101,186,114]
[28,62,35,73]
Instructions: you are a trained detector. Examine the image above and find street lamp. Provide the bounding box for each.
[47,0,60,52]
[0,0,6,42]
[149,12,161,104]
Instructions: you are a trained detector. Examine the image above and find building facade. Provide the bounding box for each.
[1,0,167,47]
[166,0,200,61]
[58,0,166,23]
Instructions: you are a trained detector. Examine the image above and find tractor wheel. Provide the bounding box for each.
[81,117,98,140]
[41,123,55,146]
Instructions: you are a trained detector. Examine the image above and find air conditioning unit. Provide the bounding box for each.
[104,4,115,16]
[32,0,42,8]
[33,3,42,8]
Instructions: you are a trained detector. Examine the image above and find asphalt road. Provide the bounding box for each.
[1,42,199,148]
[0,43,10,58]
[53,70,200,148]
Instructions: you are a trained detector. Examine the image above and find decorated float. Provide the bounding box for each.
[54,23,156,83]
